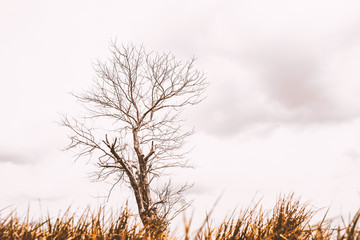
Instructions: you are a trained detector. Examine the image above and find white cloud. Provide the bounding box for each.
[190,10,360,136]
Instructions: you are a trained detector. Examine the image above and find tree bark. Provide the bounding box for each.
[132,128,153,224]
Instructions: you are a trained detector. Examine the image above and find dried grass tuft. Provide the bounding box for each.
[1,194,360,239]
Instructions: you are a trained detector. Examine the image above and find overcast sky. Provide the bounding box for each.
[1,0,360,228]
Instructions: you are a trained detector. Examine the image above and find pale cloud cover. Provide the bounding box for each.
[194,29,360,135]
[1,0,360,227]
[0,155,23,165]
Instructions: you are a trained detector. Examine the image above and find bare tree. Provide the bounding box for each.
[61,42,206,225]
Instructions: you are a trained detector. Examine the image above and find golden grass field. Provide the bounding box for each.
[1,194,359,240]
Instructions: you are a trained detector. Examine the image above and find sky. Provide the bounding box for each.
[1,0,360,230]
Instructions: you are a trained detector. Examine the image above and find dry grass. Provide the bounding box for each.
[1,194,360,239]
[0,206,170,240]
